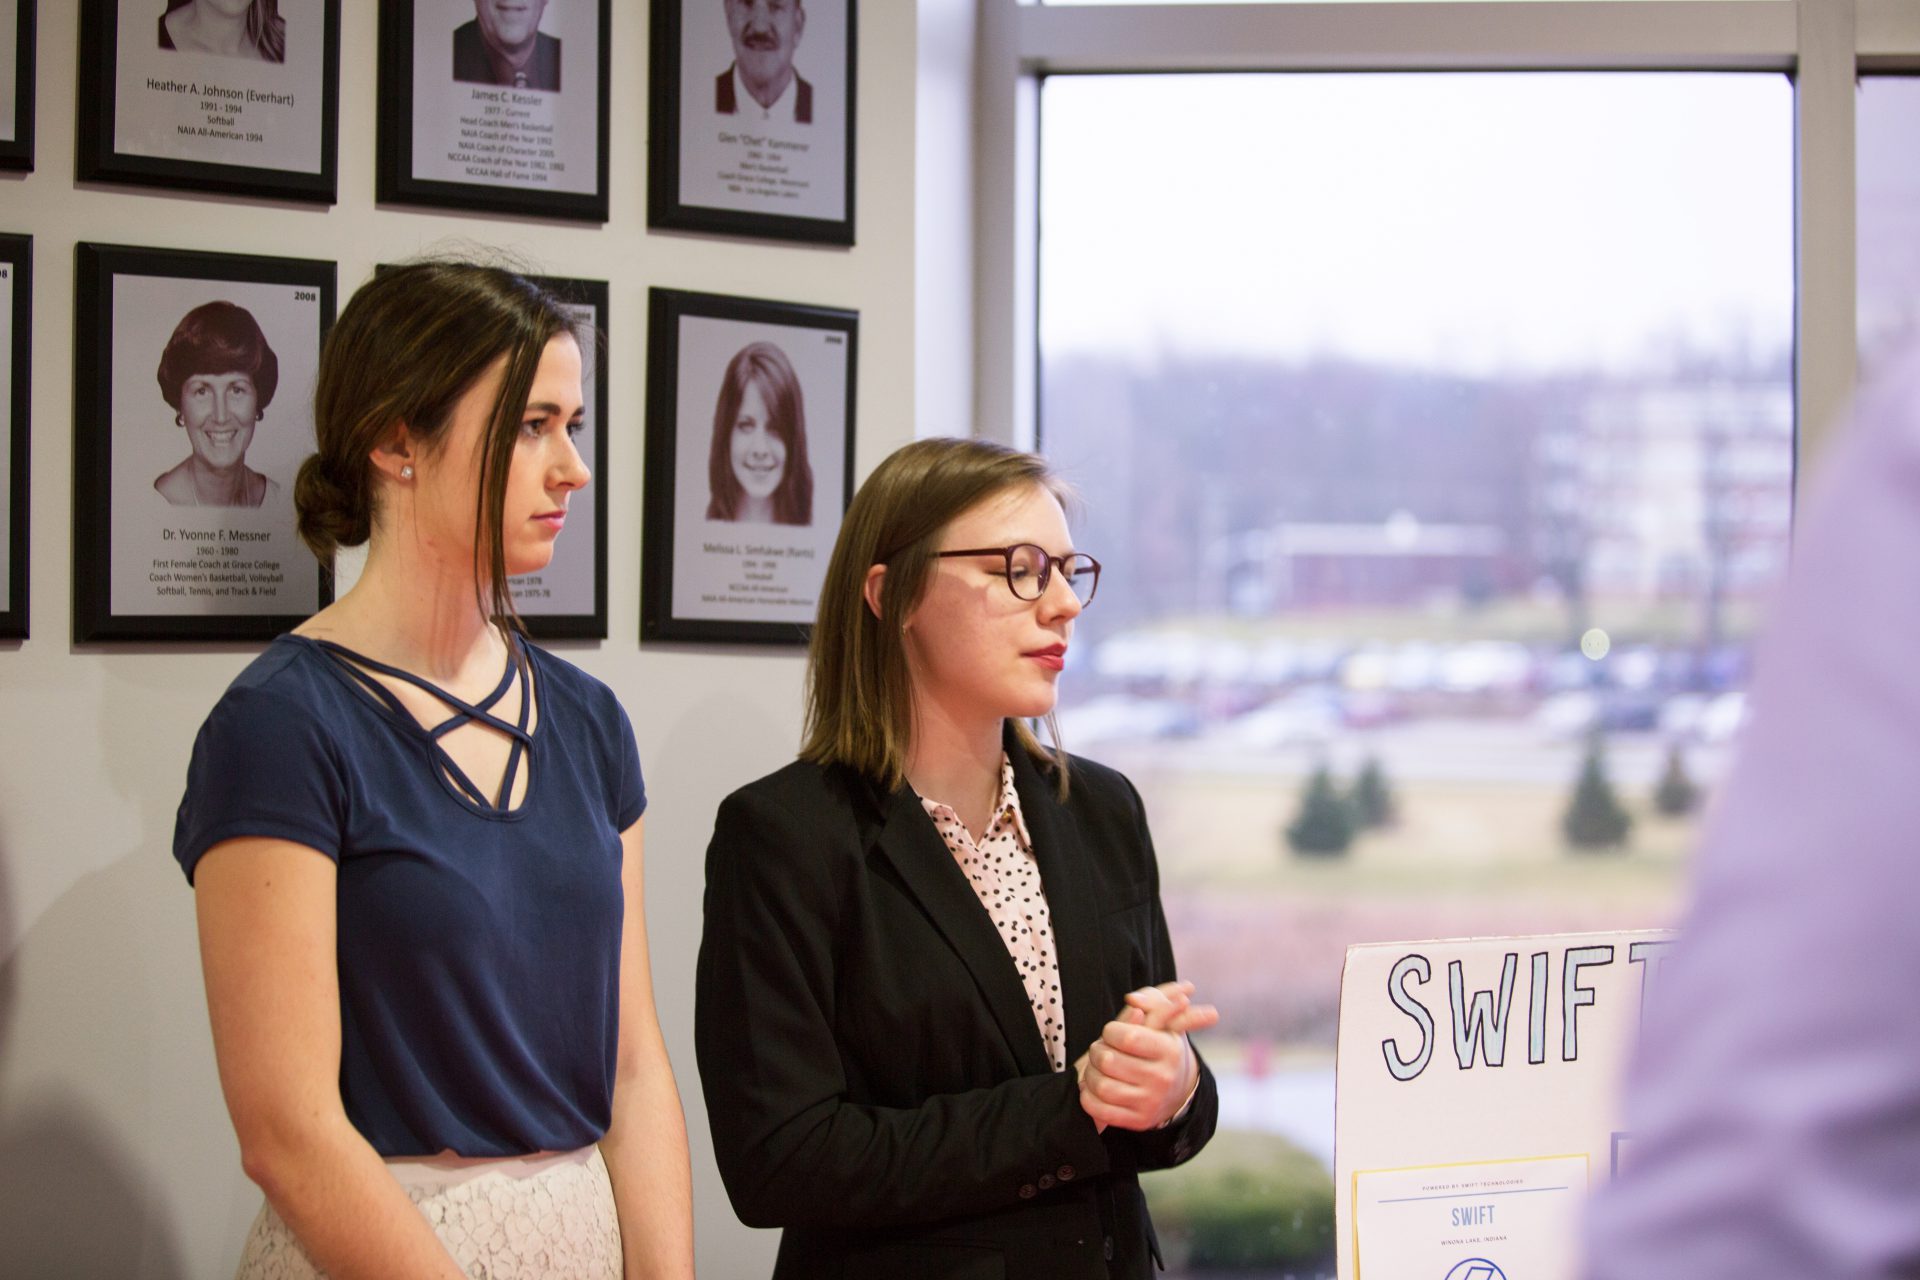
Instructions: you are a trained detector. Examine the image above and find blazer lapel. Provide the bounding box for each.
[868,779,1055,1078]
[1009,744,1110,1069]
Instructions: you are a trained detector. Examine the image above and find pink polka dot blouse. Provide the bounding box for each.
[919,755,1067,1073]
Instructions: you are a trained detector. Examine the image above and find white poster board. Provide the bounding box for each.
[1335,930,1674,1280]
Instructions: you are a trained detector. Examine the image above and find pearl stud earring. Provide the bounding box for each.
[400,465,414,480]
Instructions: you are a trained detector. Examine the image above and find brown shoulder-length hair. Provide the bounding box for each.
[294,259,580,633]
[706,341,814,525]
[801,437,1074,795]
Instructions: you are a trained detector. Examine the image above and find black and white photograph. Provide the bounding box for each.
[0,0,34,172]
[0,235,28,639]
[76,1,340,202]
[511,274,608,638]
[643,288,856,644]
[649,0,855,245]
[378,0,611,222]
[74,243,335,642]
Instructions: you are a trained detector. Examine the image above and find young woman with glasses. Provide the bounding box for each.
[694,436,1219,1279]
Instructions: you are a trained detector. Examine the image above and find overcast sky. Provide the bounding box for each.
[1040,73,1796,375]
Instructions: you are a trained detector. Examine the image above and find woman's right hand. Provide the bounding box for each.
[1075,982,1218,1132]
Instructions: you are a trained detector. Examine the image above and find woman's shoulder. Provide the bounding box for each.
[1037,747,1143,820]
[521,641,618,712]
[722,756,865,818]
[195,638,348,749]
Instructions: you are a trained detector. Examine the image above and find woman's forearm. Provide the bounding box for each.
[601,1041,696,1280]
[244,1114,466,1280]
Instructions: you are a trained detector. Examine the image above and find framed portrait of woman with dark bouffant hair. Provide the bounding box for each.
[73,243,336,643]
[642,287,856,645]
[77,0,340,202]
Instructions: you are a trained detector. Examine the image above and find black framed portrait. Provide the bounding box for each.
[648,0,856,245]
[0,0,35,173]
[0,235,28,639]
[642,288,857,645]
[514,273,608,639]
[73,243,336,643]
[377,0,612,223]
[76,0,341,203]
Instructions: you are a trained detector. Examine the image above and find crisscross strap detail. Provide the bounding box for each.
[314,639,535,813]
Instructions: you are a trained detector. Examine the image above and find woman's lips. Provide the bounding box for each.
[1025,644,1067,671]
[533,511,566,532]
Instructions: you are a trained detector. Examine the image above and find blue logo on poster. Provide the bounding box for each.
[1444,1261,1507,1280]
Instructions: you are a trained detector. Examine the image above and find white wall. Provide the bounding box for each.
[0,3,928,1276]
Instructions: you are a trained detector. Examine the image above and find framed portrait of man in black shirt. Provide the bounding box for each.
[377,0,611,223]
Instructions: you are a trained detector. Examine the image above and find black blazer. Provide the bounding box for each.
[695,738,1217,1279]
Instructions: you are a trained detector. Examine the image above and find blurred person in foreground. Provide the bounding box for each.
[1582,347,1920,1278]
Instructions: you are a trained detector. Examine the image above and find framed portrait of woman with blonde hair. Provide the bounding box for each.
[76,0,340,201]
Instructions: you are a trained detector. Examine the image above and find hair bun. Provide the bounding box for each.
[293,452,371,562]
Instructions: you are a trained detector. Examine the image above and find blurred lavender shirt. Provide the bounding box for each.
[1582,347,1920,1279]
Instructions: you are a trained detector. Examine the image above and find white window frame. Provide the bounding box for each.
[976,0,1920,480]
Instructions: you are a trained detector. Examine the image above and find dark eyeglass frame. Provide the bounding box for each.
[933,544,1102,605]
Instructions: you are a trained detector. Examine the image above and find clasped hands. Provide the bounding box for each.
[1073,980,1218,1133]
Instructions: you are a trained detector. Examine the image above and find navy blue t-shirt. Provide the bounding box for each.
[173,634,646,1158]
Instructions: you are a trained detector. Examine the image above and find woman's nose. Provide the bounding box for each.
[555,436,590,489]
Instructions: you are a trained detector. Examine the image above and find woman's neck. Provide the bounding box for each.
[737,493,776,524]
[904,696,1006,838]
[314,535,503,684]
[180,3,252,56]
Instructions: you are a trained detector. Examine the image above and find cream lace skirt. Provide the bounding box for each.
[234,1146,621,1279]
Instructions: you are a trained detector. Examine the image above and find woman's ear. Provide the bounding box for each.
[862,563,887,622]
[368,425,415,484]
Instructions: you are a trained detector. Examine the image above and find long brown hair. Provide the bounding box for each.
[801,437,1073,794]
[706,342,814,525]
[294,260,577,632]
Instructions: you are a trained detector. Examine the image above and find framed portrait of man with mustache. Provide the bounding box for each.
[648,0,855,245]
[376,0,611,222]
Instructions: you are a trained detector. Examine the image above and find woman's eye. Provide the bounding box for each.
[565,418,586,438]
[521,417,546,437]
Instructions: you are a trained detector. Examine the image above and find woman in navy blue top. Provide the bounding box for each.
[174,262,694,1279]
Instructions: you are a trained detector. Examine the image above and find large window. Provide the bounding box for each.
[1039,71,1794,1278]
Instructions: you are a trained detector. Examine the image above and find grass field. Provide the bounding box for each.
[1119,768,1696,1047]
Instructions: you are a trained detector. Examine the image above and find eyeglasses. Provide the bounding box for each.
[934,544,1102,605]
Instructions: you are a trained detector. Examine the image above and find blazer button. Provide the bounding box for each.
[1057,1164,1075,1181]
[1018,1183,1037,1200]
[1038,1173,1056,1190]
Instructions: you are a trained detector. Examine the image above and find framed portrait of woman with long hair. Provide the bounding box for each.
[642,287,857,645]
[73,243,336,642]
[0,234,28,640]
[76,0,340,202]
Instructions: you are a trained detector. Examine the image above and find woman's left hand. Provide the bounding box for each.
[1076,983,1217,1132]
